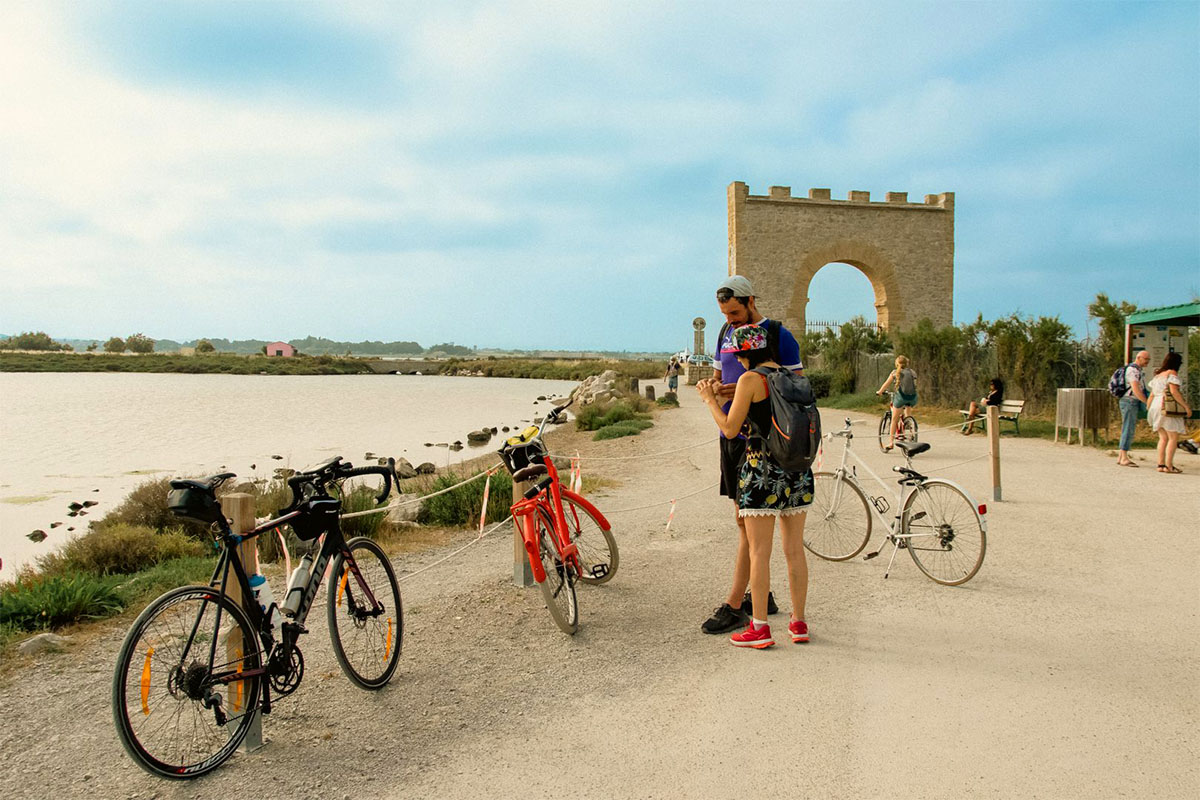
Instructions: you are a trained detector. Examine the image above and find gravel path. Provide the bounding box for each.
[1,387,1197,799]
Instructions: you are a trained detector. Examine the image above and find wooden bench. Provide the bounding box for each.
[960,399,1026,434]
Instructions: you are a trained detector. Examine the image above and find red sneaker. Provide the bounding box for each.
[788,619,809,643]
[730,622,774,649]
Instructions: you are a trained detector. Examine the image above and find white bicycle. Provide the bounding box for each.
[805,418,988,586]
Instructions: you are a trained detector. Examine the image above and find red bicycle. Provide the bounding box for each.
[499,401,618,634]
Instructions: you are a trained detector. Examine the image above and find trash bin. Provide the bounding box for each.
[1055,388,1110,445]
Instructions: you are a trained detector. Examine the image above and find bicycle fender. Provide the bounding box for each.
[558,489,611,531]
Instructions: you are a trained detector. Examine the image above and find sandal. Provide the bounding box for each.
[1164,466,1183,474]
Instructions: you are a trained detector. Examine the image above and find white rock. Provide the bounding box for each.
[18,632,69,656]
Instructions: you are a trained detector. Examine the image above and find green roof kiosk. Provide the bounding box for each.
[1125,302,1198,400]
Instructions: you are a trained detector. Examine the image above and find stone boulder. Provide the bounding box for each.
[394,458,418,479]
[466,429,492,444]
[18,632,69,656]
[415,462,437,475]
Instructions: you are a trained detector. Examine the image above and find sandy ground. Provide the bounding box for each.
[1,385,1197,799]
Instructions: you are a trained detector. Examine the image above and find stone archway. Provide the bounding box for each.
[726,182,955,332]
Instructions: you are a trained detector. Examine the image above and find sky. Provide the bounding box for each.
[0,1,1197,352]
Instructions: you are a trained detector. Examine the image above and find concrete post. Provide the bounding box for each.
[224,493,264,752]
[645,385,655,401]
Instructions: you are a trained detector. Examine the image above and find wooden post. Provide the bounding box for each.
[645,385,656,401]
[224,493,264,752]
[986,406,1002,502]
[512,481,533,587]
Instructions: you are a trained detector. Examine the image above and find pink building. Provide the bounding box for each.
[266,341,295,357]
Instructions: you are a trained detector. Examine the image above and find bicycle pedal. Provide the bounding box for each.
[864,550,880,560]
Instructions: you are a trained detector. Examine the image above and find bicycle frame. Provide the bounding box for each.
[511,454,580,582]
[822,422,987,578]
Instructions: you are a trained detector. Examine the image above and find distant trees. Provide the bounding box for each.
[1087,292,1138,371]
[195,339,215,354]
[0,331,71,351]
[104,337,126,353]
[126,333,155,354]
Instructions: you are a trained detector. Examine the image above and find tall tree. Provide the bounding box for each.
[1087,293,1137,370]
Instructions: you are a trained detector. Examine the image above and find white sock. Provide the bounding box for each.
[752,617,767,629]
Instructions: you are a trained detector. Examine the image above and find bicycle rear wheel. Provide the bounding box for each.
[560,493,618,584]
[112,585,263,779]
[327,536,403,689]
[534,507,579,634]
[878,412,892,452]
[902,480,986,585]
[804,472,872,561]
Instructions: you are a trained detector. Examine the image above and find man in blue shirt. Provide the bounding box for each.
[700,275,805,634]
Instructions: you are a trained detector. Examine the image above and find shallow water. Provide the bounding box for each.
[0,372,576,579]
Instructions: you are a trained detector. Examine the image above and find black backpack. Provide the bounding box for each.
[749,366,821,473]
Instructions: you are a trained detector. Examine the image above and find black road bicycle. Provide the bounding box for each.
[112,457,402,779]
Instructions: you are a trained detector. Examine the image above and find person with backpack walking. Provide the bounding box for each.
[876,355,918,451]
[1113,350,1150,467]
[698,275,805,636]
[697,323,814,649]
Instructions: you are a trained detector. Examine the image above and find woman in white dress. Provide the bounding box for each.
[1146,352,1191,474]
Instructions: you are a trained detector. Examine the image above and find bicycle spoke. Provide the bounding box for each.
[904,482,985,585]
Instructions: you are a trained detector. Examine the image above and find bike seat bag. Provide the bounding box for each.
[166,483,225,525]
[288,496,341,540]
[499,432,547,476]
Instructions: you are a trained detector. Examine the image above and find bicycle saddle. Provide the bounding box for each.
[512,464,548,482]
[896,441,931,457]
[169,472,236,492]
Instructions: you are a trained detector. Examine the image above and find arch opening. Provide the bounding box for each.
[804,262,881,334]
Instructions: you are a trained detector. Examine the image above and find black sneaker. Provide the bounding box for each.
[741,591,779,616]
[1180,440,1198,455]
[701,603,749,634]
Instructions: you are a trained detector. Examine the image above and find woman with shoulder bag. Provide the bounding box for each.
[1146,352,1191,474]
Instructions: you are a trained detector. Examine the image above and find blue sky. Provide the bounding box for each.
[0,1,1196,352]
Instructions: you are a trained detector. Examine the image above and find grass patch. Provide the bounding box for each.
[576,401,651,432]
[0,573,125,631]
[37,524,204,577]
[594,419,654,440]
[655,393,680,407]
[579,475,619,494]
[112,556,217,602]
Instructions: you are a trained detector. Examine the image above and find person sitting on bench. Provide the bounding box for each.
[963,378,1004,435]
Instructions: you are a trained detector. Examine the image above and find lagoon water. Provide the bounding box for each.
[0,372,577,580]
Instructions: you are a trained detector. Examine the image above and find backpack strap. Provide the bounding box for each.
[716,322,730,360]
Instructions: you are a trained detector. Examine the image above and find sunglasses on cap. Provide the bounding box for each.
[716,288,743,302]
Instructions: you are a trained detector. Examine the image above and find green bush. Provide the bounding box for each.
[594,419,654,440]
[0,573,124,631]
[655,393,680,407]
[112,556,217,601]
[97,476,181,534]
[37,524,204,577]
[340,485,390,539]
[575,401,650,432]
[806,370,832,399]
[417,469,515,527]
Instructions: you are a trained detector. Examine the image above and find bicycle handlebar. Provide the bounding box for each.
[282,457,394,512]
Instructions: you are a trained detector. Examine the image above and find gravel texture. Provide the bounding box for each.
[1,386,1197,799]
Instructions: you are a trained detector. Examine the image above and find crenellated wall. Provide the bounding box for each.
[727,181,955,333]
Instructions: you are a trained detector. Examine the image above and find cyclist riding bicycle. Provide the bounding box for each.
[877,355,918,452]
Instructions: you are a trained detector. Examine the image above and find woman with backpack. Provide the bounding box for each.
[696,324,813,649]
[876,355,919,451]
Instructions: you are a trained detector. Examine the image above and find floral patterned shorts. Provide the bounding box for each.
[736,447,814,517]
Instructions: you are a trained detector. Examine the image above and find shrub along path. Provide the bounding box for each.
[0,380,1196,798]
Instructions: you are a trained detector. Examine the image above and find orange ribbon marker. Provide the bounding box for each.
[479,469,494,533]
[665,499,678,532]
[385,618,393,661]
[337,570,349,607]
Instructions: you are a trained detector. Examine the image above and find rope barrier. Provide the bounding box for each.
[547,437,717,462]
[338,467,498,520]
[601,480,721,515]
[397,514,514,584]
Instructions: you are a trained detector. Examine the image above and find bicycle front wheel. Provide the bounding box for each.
[112,585,263,779]
[901,414,918,443]
[902,480,986,585]
[560,492,618,584]
[534,507,579,634]
[804,472,872,561]
[878,412,892,452]
[327,536,403,689]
